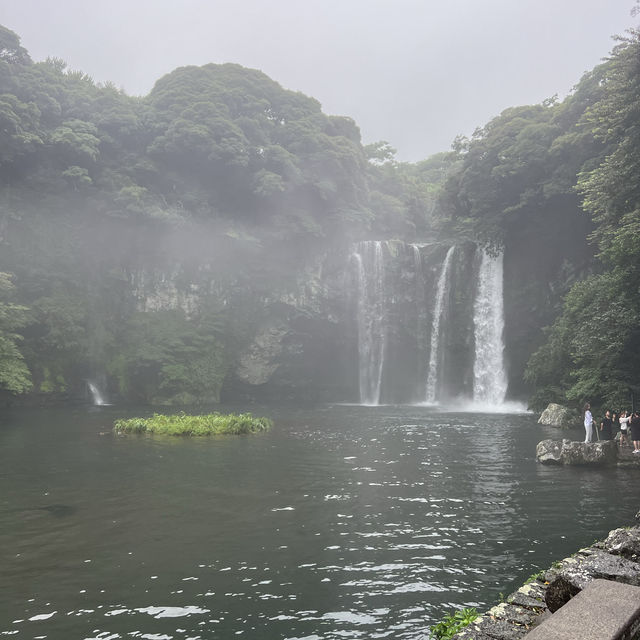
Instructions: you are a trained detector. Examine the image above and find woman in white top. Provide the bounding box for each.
[619,410,631,447]
[583,403,594,443]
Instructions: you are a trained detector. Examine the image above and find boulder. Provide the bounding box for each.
[596,526,640,562]
[536,439,618,465]
[234,325,288,385]
[562,440,617,465]
[544,547,640,612]
[538,403,578,428]
[536,439,564,464]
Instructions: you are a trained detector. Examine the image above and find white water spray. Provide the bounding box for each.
[353,241,387,405]
[472,249,508,407]
[425,246,455,403]
[87,381,108,406]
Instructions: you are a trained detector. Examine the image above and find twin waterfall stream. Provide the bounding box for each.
[352,241,508,408]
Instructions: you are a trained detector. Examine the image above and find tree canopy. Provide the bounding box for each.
[1,21,639,409]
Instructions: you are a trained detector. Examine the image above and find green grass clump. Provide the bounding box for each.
[429,607,479,640]
[524,570,546,584]
[114,412,272,436]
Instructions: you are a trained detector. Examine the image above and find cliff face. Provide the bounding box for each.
[502,194,593,399]
[112,225,589,406]
[1,202,591,406]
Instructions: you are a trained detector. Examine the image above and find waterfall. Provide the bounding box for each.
[353,241,387,405]
[348,241,518,410]
[472,249,508,406]
[412,244,426,392]
[87,381,108,406]
[424,246,455,403]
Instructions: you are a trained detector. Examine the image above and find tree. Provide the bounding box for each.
[108,309,228,405]
[0,272,32,395]
[526,29,640,410]
[0,25,31,65]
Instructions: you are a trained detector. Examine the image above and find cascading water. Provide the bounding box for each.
[424,245,455,403]
[349,241,517,410]
[411,244,427,392]
[352,241,387,405]
[472,249,508,406]
[87,381,108,406]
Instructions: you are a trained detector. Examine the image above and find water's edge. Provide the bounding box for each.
[451,514,640,639]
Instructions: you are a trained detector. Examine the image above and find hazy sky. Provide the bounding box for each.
[1,1,636,161]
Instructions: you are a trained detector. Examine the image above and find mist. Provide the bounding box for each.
[2,6,640,638]
[1,0,634,160]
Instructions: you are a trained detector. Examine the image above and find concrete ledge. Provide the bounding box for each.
[452,525,640,639]
[523,579,640,639]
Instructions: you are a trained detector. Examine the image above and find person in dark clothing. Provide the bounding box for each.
[631,411,640,453]
[600,410,613,440]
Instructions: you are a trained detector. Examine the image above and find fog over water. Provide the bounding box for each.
[1,404,637,639]
[2,0,635,160]
[1,5,639,636]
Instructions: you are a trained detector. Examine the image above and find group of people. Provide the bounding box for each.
[583,403,640,452]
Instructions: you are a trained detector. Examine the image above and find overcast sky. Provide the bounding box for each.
[1,0,636,161]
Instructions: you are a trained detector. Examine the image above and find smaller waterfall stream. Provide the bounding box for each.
[472,249,508,406]
[424,246,455,404]
[87,381,109,406]
[353,241,387,405]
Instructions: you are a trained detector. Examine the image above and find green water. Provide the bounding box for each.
[0,403,637,639]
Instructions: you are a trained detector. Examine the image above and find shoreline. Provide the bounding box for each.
[450,514,640,639]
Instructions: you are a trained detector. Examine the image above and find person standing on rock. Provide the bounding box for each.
[583,403,594,442]
[612,411,620,438]
[631,411,640,453]
[619,410,631,447]
[600,410,613,440]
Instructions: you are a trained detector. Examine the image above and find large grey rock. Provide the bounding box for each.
[538,403,578,428]
[456,614,532,639]
[234,325,288,385]
[536,439,564,464]
[508,581,548,610]
[561,440,617,465]
[596,526,640,562]
[544,548,640,612]
[536,439,618,465]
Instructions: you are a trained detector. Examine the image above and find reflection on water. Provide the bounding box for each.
[0,404,637,639]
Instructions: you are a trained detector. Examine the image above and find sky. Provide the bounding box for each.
[1,0,636,161]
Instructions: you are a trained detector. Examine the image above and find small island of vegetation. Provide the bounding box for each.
[114,412,273,436]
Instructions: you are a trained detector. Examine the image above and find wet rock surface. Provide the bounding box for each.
[536,438,619,465]
[538,403,578,428]
[451,525,640,639]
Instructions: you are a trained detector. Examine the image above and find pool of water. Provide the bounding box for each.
[0,403,637,639]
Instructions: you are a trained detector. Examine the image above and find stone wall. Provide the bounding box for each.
[451,523,640,639]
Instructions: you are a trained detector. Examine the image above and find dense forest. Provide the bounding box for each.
[0,22,639,411]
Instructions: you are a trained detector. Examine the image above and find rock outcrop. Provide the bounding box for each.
[234,324,288,385]
[536,439,618,465]
[537,403,578,428]
[544,546,640,612]
[453,525,640,639]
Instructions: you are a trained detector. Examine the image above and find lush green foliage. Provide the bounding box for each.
[524,570,546,585]
[114,411,272,436]
[0,24,438,405]
[107,309,229,405]
[436,78,606,246]
[429,607,478,640]
[1,21,639,409]
[0,272,32,395]
[525,29,640,410]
